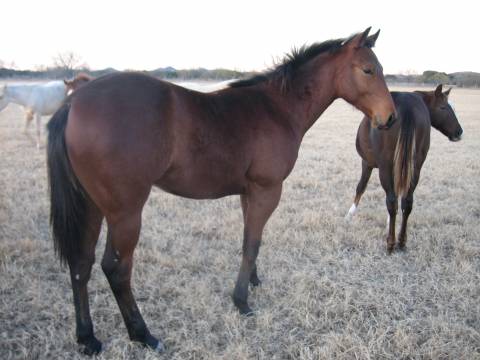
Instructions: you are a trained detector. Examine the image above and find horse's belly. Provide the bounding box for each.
[154,167,247,199]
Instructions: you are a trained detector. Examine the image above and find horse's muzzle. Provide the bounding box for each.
[449,127,463,142]
[377,113,396,130]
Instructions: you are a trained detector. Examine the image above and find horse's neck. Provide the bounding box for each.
[273,62,337,138]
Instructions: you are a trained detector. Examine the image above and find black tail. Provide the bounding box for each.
[393,113,416,197]
[47,103,87,265]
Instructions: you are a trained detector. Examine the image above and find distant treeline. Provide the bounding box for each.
[1,66,479,88]
[0,66,251,82]
[385,70,480,88]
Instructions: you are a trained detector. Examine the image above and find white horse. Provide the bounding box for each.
[0,75,91,149]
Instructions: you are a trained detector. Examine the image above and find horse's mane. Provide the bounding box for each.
[229,32,373,91]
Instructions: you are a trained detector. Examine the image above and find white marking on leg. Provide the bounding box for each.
[75,274,80,281]
[345,203,357,220]
[386,213,390,230]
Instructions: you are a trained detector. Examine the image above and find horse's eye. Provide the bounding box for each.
[440,106,447,110]
[363,68,374,75]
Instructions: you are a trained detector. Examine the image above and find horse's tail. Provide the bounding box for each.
[393,114,416,198]
[47,102,87,266]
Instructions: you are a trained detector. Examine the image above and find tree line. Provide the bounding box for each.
[385,70,480,88]
[1,53,479,87]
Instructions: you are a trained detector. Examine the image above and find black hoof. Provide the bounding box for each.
[396,243,407,252]
[386,244,395,254]
[78,336,102,356]
[249,275,262,287]
[233,297,254,316]
[137,334,165,353]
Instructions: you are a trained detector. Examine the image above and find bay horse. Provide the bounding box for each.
[0,74,90,148]
[345,84,463,252]
[47,28,396,355]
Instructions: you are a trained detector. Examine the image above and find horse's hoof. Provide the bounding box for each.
[78,336,102,356]
[397,243,407,252]
[139,334,165,353]
[386,245,395,255]
[233,296,254,316]
[239,305,254,316]
[249,275,261,287]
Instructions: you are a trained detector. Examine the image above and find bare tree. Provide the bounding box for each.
[52,51,86,77]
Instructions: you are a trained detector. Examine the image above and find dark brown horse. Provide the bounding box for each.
[346,84,463,252]
[47,28,396,355]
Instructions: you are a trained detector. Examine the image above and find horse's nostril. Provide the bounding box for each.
[386,113,396,127]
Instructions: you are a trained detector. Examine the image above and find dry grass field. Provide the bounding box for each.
[0,83,479,359]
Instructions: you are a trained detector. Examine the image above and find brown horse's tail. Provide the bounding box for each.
[47,102,87,266]
[393,114,416,197]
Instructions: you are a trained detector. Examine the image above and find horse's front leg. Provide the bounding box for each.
[233,183,282,315]
[240,194,261,287]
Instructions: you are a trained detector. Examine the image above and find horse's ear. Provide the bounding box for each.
[345,27,371,49]
[443,87,452,97]
[365,29,380,48]
[434,84,443,97]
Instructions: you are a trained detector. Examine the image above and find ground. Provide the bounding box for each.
[0,84,479,359]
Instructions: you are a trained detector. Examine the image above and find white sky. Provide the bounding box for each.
[2,0,478,74]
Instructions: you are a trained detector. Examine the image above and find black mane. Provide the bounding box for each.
[229,34,362,90]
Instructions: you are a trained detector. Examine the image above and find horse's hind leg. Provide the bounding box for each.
[101,210,163,352]
[379,166,397,254]
[346,160,372,220]
[233,183,282,315]
[68,198,103,355]
[240,194,261,287]
[398,174,419,250]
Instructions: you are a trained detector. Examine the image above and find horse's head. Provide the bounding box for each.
[334,27,396,130]
[64,73,92,93]
[416,84,463,141]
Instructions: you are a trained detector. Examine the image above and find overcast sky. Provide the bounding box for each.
[2,0,477,74]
